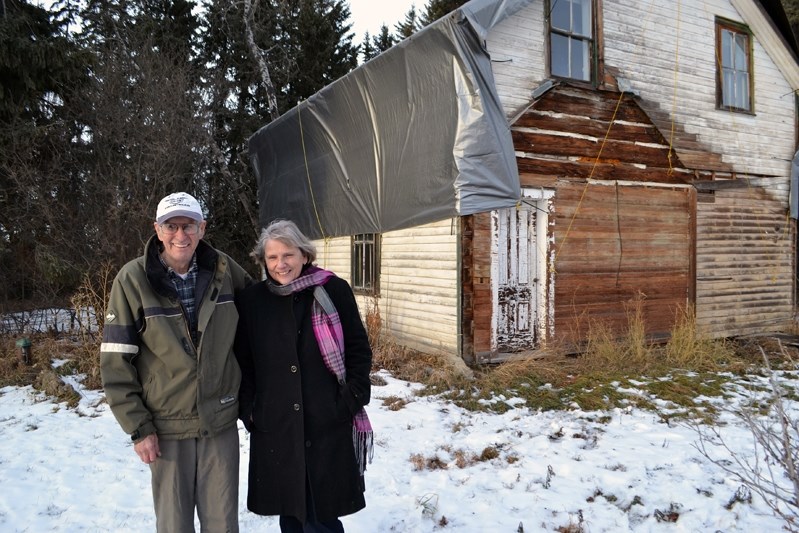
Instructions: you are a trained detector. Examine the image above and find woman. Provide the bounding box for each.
[234,219,373,533]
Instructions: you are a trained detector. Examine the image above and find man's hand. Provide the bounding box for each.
[134,433,161,465]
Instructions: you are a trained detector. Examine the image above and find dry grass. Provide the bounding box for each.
[0,333,83,406]
[368,294,788,419]
[367,300,471,391]
[664,304,737,371]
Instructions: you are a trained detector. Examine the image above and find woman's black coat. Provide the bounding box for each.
[234,274,372,523]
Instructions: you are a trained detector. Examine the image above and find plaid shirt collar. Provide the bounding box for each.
[158,251,198,281]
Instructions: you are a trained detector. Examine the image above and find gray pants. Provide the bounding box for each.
[150,426,240,533]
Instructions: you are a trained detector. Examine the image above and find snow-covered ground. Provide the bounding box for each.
[0,369,795,532]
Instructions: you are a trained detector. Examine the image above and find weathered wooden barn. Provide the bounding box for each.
[249,0,799,365]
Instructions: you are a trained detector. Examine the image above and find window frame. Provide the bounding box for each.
[546,0,601,84]
[351,233,381,295]
[715,17,754,114]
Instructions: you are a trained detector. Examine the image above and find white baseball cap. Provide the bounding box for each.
[156,192,204,223]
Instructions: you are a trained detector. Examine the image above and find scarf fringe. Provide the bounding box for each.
[354,426,374,476]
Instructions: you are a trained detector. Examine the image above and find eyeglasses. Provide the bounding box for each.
[159,222,200,235]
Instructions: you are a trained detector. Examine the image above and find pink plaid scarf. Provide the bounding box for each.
[267,265,374,474]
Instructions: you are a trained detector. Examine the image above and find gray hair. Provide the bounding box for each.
[251,219,317,265]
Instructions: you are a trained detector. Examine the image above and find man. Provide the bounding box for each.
[100,192,253,532]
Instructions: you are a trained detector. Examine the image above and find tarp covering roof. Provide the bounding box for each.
[248,0,534,240]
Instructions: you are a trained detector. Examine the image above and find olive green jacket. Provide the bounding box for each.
[100,235,253,441]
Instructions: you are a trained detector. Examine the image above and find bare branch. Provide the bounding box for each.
[243,0,279,121]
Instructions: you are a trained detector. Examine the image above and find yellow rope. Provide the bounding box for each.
[297,102,327,240]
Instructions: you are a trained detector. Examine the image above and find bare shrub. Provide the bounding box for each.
[66,262,115,391]
[364,294,382,349]
[692,341,799,530]
[69,260,115,342]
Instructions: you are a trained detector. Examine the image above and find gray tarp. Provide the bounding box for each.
[248,0,533,239]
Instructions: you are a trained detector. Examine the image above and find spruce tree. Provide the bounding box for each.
[421,0,469,26]
[395,5,420,39]
[369,24,396,59]
[0,0,91,300]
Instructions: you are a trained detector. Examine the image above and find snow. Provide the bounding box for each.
[0,369,795,532]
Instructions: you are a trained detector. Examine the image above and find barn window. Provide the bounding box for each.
[351,233,380,295]
[716,18,753,112]
[548,0,596,82]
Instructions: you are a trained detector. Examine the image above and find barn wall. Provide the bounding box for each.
[552,182,694,343]
[314,219,460,357]
[696,182,795,337]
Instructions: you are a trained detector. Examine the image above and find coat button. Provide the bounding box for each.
[305,440,311,448]
[290,365,298,373]
[293,403,300,411]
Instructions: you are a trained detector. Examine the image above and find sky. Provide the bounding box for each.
[349,0,419,41]
[1,362,797,531]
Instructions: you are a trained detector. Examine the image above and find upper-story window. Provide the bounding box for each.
[548,0,596,82]
[716,18,753,113]
[351,233,380,295]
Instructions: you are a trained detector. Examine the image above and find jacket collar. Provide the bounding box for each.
[144,234,219,298]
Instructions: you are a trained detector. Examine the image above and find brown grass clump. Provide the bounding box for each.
[0,333,83,406]
[371,335,471,391]
[381,395,410,411]
[483,349,578,391]
[0,334,50,388]
[664,304,735,371]
[580,295,652,374]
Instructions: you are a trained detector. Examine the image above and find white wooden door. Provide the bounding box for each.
[491,189,551,354]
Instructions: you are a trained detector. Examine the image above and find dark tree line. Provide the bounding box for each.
[0,0,478,308]
[360,0,468,61]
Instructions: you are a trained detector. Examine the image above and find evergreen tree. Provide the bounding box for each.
[193,0,280,270]
[0,0,91,301]
[421,0,469,26]
[395,5,420,39]
[282,0,358,107]
[782,0,799,44]
[371,24,396,58]
[360,30,375,62]
[61,0,208,272]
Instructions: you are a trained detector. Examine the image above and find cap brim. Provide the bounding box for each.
[156,210,204,224]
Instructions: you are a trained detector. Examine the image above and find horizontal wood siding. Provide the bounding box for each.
[696,186,794,337]
[380,220,459,355]
[316,221,460,356]
[313,237,351,281]
[553,182,693,343]
[486,1,547,118]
